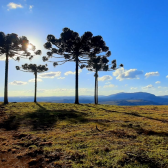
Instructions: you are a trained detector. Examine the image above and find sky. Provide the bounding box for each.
[0,0,168,97]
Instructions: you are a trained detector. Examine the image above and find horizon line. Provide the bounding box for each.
[0,91,167,98]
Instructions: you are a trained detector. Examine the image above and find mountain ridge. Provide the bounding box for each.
[1,92,168,105]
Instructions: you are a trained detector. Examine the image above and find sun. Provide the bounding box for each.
[28,44,33,50]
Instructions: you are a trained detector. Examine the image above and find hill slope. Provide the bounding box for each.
[99,92,168,104]
[0,102,168,167]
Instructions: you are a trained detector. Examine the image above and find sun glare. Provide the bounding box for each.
[28,44,33,50]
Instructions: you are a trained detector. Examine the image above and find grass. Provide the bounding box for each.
[0,102,168,167]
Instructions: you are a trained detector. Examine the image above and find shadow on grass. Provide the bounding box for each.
[0,103,6,108]
[0,103,89,131]
[79,104,118,113]
[35,102,46,110]
[134,127,168,137]
[87,105,168,123]
[122,124,168,137]
[122,150,162,168]
[124,111,168,123]
[0,115,19,130]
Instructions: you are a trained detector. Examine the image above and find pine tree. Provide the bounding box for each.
[0,32,41,104]
[16,64,48,102]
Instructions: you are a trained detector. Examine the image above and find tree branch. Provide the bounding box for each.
[11,57,17,61]
[19,70,33,73]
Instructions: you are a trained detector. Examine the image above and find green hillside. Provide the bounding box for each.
[0,102,168,167]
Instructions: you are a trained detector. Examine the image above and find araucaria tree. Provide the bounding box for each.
[16,64,48,103]
[86,55,109,104]
[86,57,123,104]
[0,32,41,104]
[43,27,111,104]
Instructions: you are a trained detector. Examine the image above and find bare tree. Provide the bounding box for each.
[0,32,41,104]
[16,64,48,102]
[43,27,110,104]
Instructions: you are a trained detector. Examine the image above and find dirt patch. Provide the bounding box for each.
[0,130,82,167]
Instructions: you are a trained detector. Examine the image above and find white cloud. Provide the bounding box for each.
[57,77,65,79]
[29,5,33,9]
[29,5,33,12]
[145,71,159,78]
[0,56,6,61]
[130,87,137,90]
[64,71,75,75]
[28,78,43,82]
[155,81,161,84]
[130,87,138,90]
[158,86,168,89]
[38,71,61,78]
[31,88,93,93]
[64,69,82,76]
[37,89,46,93]
[166,75,168,78]
[7,2,23,10]
[142,84,153,89]
[19,89,47,93]
[125,84,128,86]
[0,55,12,61]
[113,68,143,81]
[79,88,93,92]
[7,88,125,96]
[98,75,113,81]
[105,82,111,85]
[103,84,115,88]
[9,81,27,85]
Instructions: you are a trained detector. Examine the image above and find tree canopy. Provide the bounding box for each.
[0,32,42,104]
[16,64,48,102]
[43,27,111,104]
[16,64,48,73]
[0,32,41,60]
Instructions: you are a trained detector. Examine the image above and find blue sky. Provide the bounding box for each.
[0,0,168,97]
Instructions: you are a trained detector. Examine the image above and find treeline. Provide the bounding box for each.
[0,27,123,105]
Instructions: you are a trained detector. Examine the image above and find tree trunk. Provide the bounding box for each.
[34,71,37,103]
[94,72,97,104]
[96,71,98,104]
[95,69,98,105]
[4,52,9,104]
[75,56,79,104]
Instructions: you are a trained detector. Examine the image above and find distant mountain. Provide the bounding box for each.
[158,95,168,99]
[108,92,155,99]
[98,92,168,105]
[99,99,162,106]
[0,96,94,104]
[1,92,168,105]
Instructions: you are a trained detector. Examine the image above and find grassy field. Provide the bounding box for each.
[0,102,168,168]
